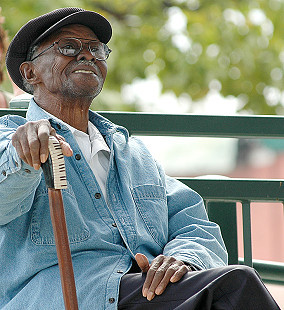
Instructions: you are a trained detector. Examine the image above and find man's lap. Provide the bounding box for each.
[118,265,280,310]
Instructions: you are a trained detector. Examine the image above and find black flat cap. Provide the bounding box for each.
[6,7,112,93]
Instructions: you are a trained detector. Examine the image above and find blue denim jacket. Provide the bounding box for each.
[0,99,227,309]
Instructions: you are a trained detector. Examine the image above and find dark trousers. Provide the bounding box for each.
[118,265,280,309]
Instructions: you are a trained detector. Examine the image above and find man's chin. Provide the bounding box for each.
[63,81,103,99]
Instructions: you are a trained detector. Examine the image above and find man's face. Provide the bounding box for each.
[32,24,107,99]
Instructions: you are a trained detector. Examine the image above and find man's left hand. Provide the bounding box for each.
[135,253,191,301]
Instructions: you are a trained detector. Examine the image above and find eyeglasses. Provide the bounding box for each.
[29,37,112,61]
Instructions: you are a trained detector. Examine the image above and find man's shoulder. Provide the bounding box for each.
[0,114,27,128]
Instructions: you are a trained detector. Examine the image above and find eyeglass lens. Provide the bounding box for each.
[58,38,109,60]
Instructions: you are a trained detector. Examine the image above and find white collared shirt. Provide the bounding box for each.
[44,110,110,199]
[65,121,110,199]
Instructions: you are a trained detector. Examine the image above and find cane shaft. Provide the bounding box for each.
[48,188,79,310]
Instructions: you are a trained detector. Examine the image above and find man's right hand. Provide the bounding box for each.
[11,119,73,170]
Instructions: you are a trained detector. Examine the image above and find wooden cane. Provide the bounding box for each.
[41,136,79,310]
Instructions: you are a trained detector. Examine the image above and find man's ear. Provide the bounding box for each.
[19,61,41,86]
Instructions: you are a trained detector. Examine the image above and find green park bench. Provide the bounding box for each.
[1,98,284,286]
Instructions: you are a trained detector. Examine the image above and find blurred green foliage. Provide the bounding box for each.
[1,0,284,114]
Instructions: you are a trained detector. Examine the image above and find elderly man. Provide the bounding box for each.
[0,7,280,310]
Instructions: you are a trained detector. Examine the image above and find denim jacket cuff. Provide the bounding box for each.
[0,141,41,182]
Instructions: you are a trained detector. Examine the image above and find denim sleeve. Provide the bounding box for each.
[0,120,41,225]
[163,175,228,270]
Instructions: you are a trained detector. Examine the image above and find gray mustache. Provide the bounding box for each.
[74,60,97,69]
[69,60,99,75]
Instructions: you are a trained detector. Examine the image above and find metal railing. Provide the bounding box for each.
[99,111,284,285]
[1,108,284,284]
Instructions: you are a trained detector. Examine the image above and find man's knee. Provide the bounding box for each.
[214,264,266,296]
[224,265,260,282]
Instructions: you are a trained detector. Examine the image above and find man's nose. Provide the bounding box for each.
[76,44,96,62]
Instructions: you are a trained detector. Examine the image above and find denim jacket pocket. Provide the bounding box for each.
[131,184,168,248]
[30,180,90,245]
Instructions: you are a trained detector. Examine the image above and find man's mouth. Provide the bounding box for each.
[74,70,95,74]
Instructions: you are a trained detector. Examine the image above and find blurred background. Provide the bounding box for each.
[1,0,284,114]
[1,0,284,306]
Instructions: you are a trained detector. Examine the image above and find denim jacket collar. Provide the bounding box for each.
[26,98,129,142]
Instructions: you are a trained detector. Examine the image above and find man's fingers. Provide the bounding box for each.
[56,135,73,157]
[27,120,51,169]
[19,135,36,168]
[12,121,50,169]
[142,255,164,300]
[138,255,191,301]
[135,253,154,299]
[37,121,53,163]
[170,264,190,283]
[154,264,190,297]
[27,136,41,170]
[12,139,29,166]
[146,264,168,300]
[135,253,150,273]
[154,264,180,295]
[12,126,31,165]
[12,120,73,170]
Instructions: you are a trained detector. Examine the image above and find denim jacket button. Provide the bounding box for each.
[109,298,115,304]
[95,193,101,199]
[1,170,6,176]
[75,154,81,160]
[112,222,117,227]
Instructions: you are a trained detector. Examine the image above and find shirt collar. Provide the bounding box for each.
[26,97,129,142]
[88,121,110,154]
[26,98,110,154]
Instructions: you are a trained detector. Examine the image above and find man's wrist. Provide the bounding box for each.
[183,262,199,271]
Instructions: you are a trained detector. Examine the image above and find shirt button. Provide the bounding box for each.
[112,222,117,227]
[1,170,6,176]
[95,193,101,199]
[109,298,115,304]
[75,154,81,160]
